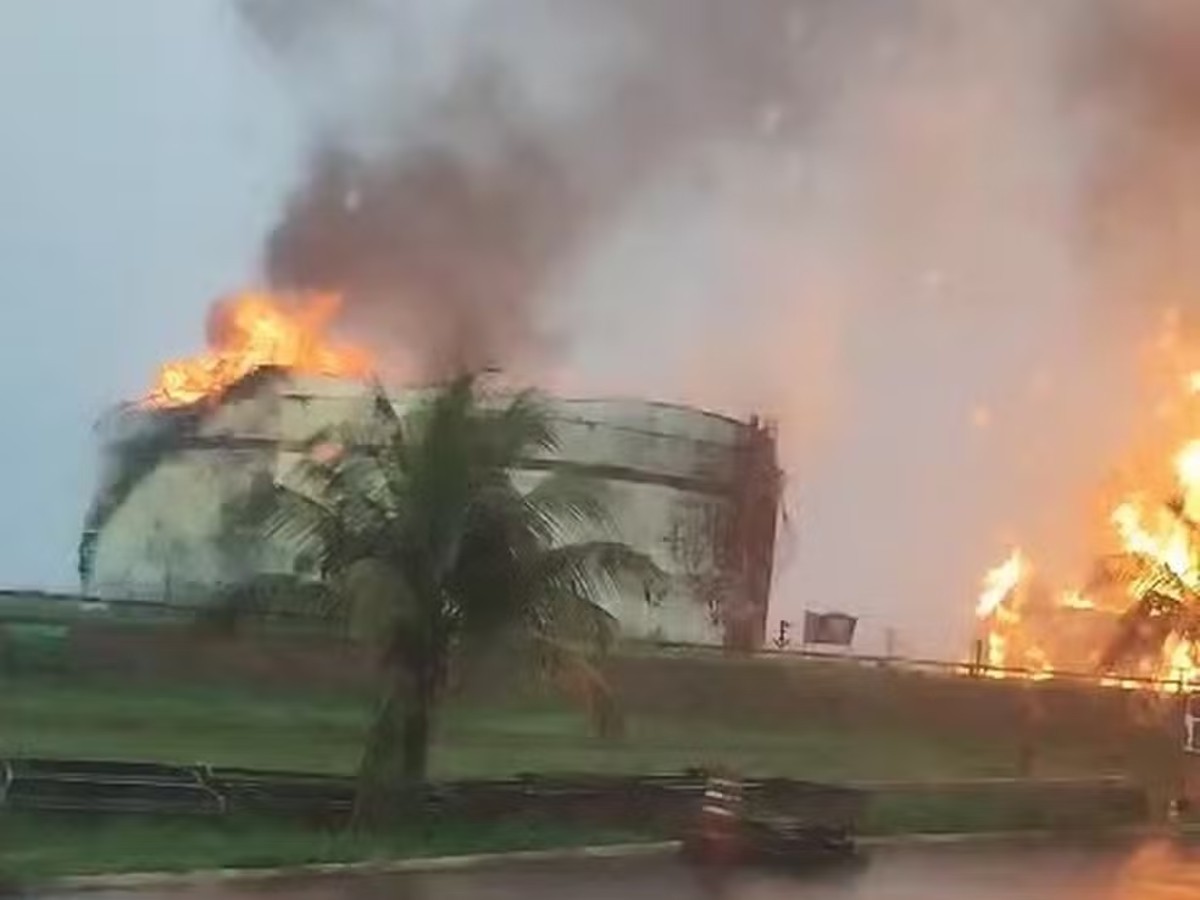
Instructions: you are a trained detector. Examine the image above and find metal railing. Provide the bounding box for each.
[0,593,1190,693]
[644,640,1193,693]
[0,759,865,827]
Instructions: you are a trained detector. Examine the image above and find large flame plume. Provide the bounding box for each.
[975,314,1200,690]
[145,291,373,408]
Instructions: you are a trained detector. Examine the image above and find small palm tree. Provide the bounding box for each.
[250,374,662,821]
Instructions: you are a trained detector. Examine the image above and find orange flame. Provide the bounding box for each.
[1058,590,1095,611]
[972,326,1200,690]
[145,290,372,408]
[974,549,1030,678]
[976,549,1025,618]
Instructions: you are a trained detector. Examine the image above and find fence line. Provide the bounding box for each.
[644,640,1192,693]
[0,590,1191,693]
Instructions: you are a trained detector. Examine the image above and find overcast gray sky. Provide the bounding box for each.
[0,2,297,589]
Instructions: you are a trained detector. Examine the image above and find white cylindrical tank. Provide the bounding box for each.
[82,374,780,648]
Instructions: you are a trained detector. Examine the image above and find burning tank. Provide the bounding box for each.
[79,290,781,649]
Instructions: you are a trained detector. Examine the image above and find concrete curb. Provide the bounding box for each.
[51,842,682,893]
[42,825,1190,893]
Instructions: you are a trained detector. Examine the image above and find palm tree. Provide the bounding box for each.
[250,374,662,820]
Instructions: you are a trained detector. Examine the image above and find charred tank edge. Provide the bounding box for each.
[77,370,292,590]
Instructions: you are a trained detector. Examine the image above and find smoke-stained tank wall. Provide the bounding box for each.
[84,376,781,647]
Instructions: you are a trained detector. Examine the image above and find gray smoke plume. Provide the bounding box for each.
[1072,2,1200,319]
[237,0,900,376]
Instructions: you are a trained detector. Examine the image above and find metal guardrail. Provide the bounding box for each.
[0,759,865,827]
[1,759,225,816]
[0,759,1147,839]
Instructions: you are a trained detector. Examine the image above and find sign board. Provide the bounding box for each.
[802,611,858,647]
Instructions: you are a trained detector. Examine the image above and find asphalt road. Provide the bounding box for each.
[47,839,1200,900]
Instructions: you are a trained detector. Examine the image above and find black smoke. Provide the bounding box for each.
[263,121,579,375]
[236,0,899,378]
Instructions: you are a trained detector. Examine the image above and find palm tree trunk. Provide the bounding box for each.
[352,679,404,828]
[352,659,438,828]
[401,699,432,782]
[400,642,444,784]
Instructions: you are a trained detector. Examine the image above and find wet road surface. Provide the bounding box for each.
[46,839,1200,900]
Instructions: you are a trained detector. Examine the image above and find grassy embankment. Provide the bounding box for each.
[0,667,1169,879]
[0,670,1170,780]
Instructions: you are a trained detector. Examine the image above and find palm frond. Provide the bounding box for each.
[459,477,593,557]
[529,633,624,739]
[1089,551,1193,600]
[281,436,395,522]
[529,541,665,605]
[1090,545,1200,670]
[366,377,404,428]
[522,472,616,541]
[260,485,339,564]
[532,591,619,653]
[514,542,664,659]
[484,388,558,464]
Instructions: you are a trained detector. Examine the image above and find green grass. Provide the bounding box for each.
[0,813,654,881]
[0,664,1169,882]
[860,785,1149,835]
[0,674,1158,781]
[0,671,1160,881]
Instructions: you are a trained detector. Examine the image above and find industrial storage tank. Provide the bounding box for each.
[80,373,781,648]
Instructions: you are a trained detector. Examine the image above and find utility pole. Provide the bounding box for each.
[970,638,985,677]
